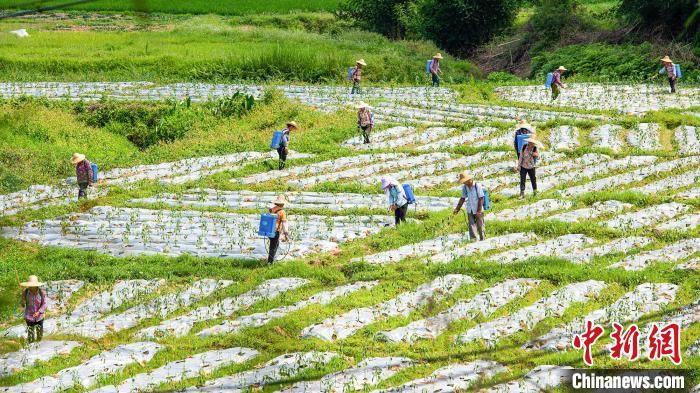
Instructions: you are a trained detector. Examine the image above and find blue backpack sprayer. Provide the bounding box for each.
[258,212,291,262]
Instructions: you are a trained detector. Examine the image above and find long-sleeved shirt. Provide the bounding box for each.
[518,144,538,169]
[352,67,362,82]
[358,110,374,128]
[430,59,440,74]
[279,128,290,148]
[552,70,564,88]
[387,185,408,208]
[270,206,288,234]
[76,159,93,184]
[661,63,676,78]
[22,288,47,322]
[460,184,484,214]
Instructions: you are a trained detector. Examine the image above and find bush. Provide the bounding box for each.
[206,93,255,118]
[530,42,699,81]
[618,0,700,41]
[419,0,521,56]
[336,0,413,39]
[531,0,583,46]
[75,101,198,149]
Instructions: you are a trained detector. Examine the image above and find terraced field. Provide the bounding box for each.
[1,81,699,393]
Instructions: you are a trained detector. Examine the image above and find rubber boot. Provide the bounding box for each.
[519,191,525,199]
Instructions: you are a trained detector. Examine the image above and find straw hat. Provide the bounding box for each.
[526,138,544,148]
[516,119,534,131]
[356,59,367,66]
[20,275,44,288]
[272,195,288,206]
[355,101,370,109]
[433,53,443,59]
[457,171,473,184]
[286,121,299,130]
[557,66,567,71]
[660,56,673,63]
[70,153,85,165]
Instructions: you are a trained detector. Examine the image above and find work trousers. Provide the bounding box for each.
[669,77,677,93]
[520,167,537,193]
[551,84,561,101]
[277,147,288,170]
[26,319,43,343]
[351,81,361,94]
[431,73,440,87]
[394,203,408,226]
[360,126,371,144]
[268,231,280,264]
[467,212,485,241]
[78,182,89,199]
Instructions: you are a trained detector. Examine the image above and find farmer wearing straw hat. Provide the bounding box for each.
[70,153,93,199]
[351,59,367,95]
[20,275,47,343]
[430,53,443,87]
[381,177,409,226]
[551,66,568,101]
[356,102,374,144]
[518,137,542,198]
[513,119,535,159]
[277,121,298,170]
[453,172,486,241]
[660,56,677,93]
[267,194,290,264]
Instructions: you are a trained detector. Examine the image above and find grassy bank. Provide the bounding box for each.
[0,15,479,84]
[0,0,341,15]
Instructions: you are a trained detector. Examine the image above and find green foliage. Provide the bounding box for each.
[0,22,479,84]
[419,0,521,56]
[336,0,413,39]
[530,42,700,81]
[618,0,700,41]
[206,93,256,119]
[531,0,584,47]
[75,101,198,149]
[0,0,342,15]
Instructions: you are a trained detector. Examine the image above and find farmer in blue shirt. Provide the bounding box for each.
[277,121,298,170]
[381,177,408,226]
[453,171,485,241]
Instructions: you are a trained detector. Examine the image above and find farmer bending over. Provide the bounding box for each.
[278,121,298,170]
[381,177,408,226]
[430,53,443,87]
[71,153,93,199]
[20,275,46,343]
[351,59,366,95]
[660,56,677,93]
[357,102,374,144]
[551,66,567,101]
[453,172,485,241]
[268,195,289,264]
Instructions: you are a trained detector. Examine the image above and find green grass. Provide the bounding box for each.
[0,0,341,15]
[0,15,479,83]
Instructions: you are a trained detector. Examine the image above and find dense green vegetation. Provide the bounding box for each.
[0,0,341,15]
[0,15,479,83]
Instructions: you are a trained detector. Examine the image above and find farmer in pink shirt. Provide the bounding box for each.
[20,275,47,343]
[551,66,567,101]
[430,53,443,87]
[660,56,677,93]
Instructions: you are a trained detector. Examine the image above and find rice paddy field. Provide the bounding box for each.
[0,8,699,393]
